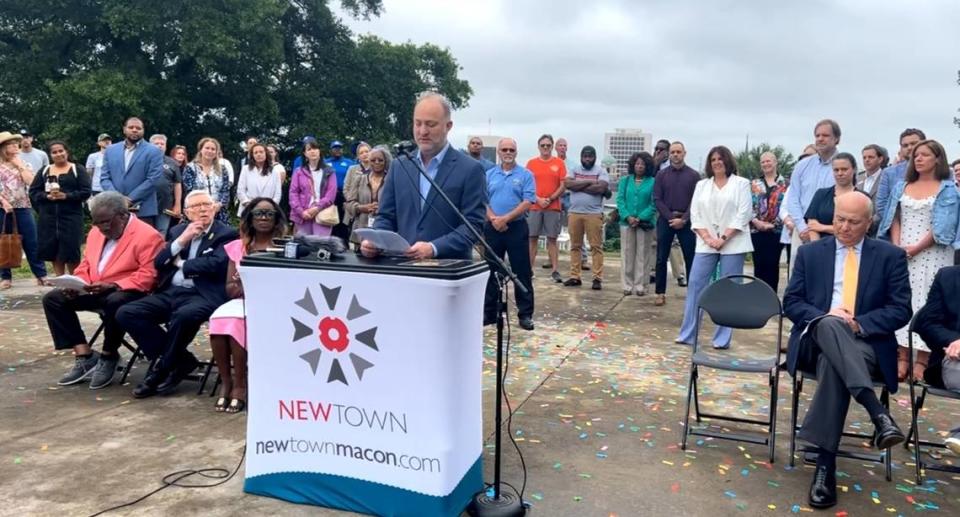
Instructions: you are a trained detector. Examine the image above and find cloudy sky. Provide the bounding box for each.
[338,0,960,168]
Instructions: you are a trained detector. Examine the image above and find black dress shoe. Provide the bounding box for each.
[518,317,534,331]
[563,278,582,287]
[591,279,602,290]
[157,354,200,395]
[808,464,837,509]
[873,413,905,449]
[133,367,164,399]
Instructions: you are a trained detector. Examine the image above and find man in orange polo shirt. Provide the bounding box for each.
[526,134,566,282]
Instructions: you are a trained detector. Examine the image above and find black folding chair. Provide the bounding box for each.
[906,316,960,483]
[680,275,783,463]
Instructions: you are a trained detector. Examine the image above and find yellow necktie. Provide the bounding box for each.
[841,246,858,313]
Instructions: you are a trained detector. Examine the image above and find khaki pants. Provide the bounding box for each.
[620,226,653,293]
[569,213,604,280]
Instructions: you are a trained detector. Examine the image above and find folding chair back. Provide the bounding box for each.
[698,274,782,330]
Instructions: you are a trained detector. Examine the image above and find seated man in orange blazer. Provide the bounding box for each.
[42,191,163,390]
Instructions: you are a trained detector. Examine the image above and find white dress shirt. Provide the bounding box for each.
[690,175,754,255]
[830,238,864,309]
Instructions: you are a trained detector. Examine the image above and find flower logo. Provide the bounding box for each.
[289,284,378,385]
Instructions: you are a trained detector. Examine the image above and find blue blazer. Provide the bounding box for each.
[373,147,487,259]
[783,237,912,392]
[154,220,239,306]
[99,141,164,217]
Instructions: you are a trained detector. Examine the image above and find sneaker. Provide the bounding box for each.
[89,356,119,390]
[945,431,960,454]
[58,352,100,386]
[563,278,582,287]
[551,271,562,283]
[582,263,591,271]
[592,279,602,290]
[677,276,687,287]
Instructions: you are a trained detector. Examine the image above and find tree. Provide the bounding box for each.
[0,0,471,161]
[735,143,795,180]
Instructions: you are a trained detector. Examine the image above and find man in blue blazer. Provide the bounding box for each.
[99,117,164,226]
[783,192,912,509]
[361,92,486,260]
[117,191,238,399]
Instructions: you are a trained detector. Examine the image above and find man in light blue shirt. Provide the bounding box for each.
[483,137,536,330]
[873,128,926,231]
[786,119,840,249]
[85,133,112,195]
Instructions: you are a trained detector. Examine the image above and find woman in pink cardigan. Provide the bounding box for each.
[289,140,337,236]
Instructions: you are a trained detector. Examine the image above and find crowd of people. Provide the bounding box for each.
[4,94,960,510]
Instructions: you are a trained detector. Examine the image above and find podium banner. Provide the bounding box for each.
[240,264,488,516]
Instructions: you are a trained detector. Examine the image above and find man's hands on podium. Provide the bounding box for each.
[827,307,861,334]
[360,240,436,260]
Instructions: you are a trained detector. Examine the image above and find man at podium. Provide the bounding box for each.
[360,91,486,260]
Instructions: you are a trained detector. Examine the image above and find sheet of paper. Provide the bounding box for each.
[47,275,89,290]
[352,228,412,256]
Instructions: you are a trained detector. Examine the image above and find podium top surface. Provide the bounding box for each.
[240,251,489,280]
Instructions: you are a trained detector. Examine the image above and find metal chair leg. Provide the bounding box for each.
[768,369,780,464]
[119,345,141,385]
[196,361,215,395]
[692,368,702,423]
[789,375,802,468]
[681,363,696,451]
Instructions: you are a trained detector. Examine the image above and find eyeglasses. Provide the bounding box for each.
[370,157,385,163]
[251,209,277,219]
[185,201,214,211]
[499,149,517,153]
[539,143,552,148]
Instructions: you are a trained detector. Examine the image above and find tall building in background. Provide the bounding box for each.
[604,128,652,175]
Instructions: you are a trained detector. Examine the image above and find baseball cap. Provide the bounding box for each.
[97,133,111,141]
[330,140,343,148]
[302,135,316,145]
[19,129,32,137]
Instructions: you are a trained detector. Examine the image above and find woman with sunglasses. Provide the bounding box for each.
[345,145,391,248]
[207,197,287,413]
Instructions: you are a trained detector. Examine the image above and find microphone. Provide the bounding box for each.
[395,140,417,156]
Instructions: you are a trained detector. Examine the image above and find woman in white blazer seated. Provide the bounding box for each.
[236,143,284,216]
[676,145,754,349]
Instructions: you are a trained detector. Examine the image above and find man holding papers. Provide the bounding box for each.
[42,191,164,389]
[360,92,486,260]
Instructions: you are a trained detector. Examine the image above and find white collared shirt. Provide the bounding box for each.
[830,238,864,309]
[689,175,754,255]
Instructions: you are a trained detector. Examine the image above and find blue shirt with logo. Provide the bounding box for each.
[325,156,356,190]
[486,164,536,216]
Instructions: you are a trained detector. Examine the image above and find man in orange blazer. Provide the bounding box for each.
[42,191,163,390]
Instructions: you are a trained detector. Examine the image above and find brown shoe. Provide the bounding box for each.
[654,294,666,306]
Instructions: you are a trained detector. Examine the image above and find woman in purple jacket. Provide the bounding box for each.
[289,140,337,236]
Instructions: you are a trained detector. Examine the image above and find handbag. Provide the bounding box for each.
[0,213,23,269]
[315,204,340,226]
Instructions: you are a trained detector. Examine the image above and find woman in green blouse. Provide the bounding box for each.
[616,152,658,296]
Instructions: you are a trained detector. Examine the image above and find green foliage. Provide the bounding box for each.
[734,143,795,180]
[0,0,471,161]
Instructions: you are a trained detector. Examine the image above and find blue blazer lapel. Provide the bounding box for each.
[418,150,456,225]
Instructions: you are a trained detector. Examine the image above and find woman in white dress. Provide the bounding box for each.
[236,143,283,216]
[878,139,960,381]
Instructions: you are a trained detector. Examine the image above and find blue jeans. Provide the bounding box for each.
[677,252,746,348]
[155,213,172,239]
[1,208,47,280]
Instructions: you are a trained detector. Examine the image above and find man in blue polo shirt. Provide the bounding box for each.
[325,140,356,242]
[483,137,536,331]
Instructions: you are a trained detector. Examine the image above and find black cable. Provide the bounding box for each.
[87,445,246,516]
[500,280,528,501]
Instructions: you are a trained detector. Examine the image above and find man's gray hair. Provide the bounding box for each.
[185,190,214,205]
[416,91,452,119]
[88,191,129,216]
[149,134,167,144]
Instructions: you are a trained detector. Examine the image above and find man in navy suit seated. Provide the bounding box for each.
[783,192,912,509]
[117,191,239,398]
[361,91,486,260]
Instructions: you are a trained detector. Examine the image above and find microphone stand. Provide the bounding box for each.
[398,148,526,517]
